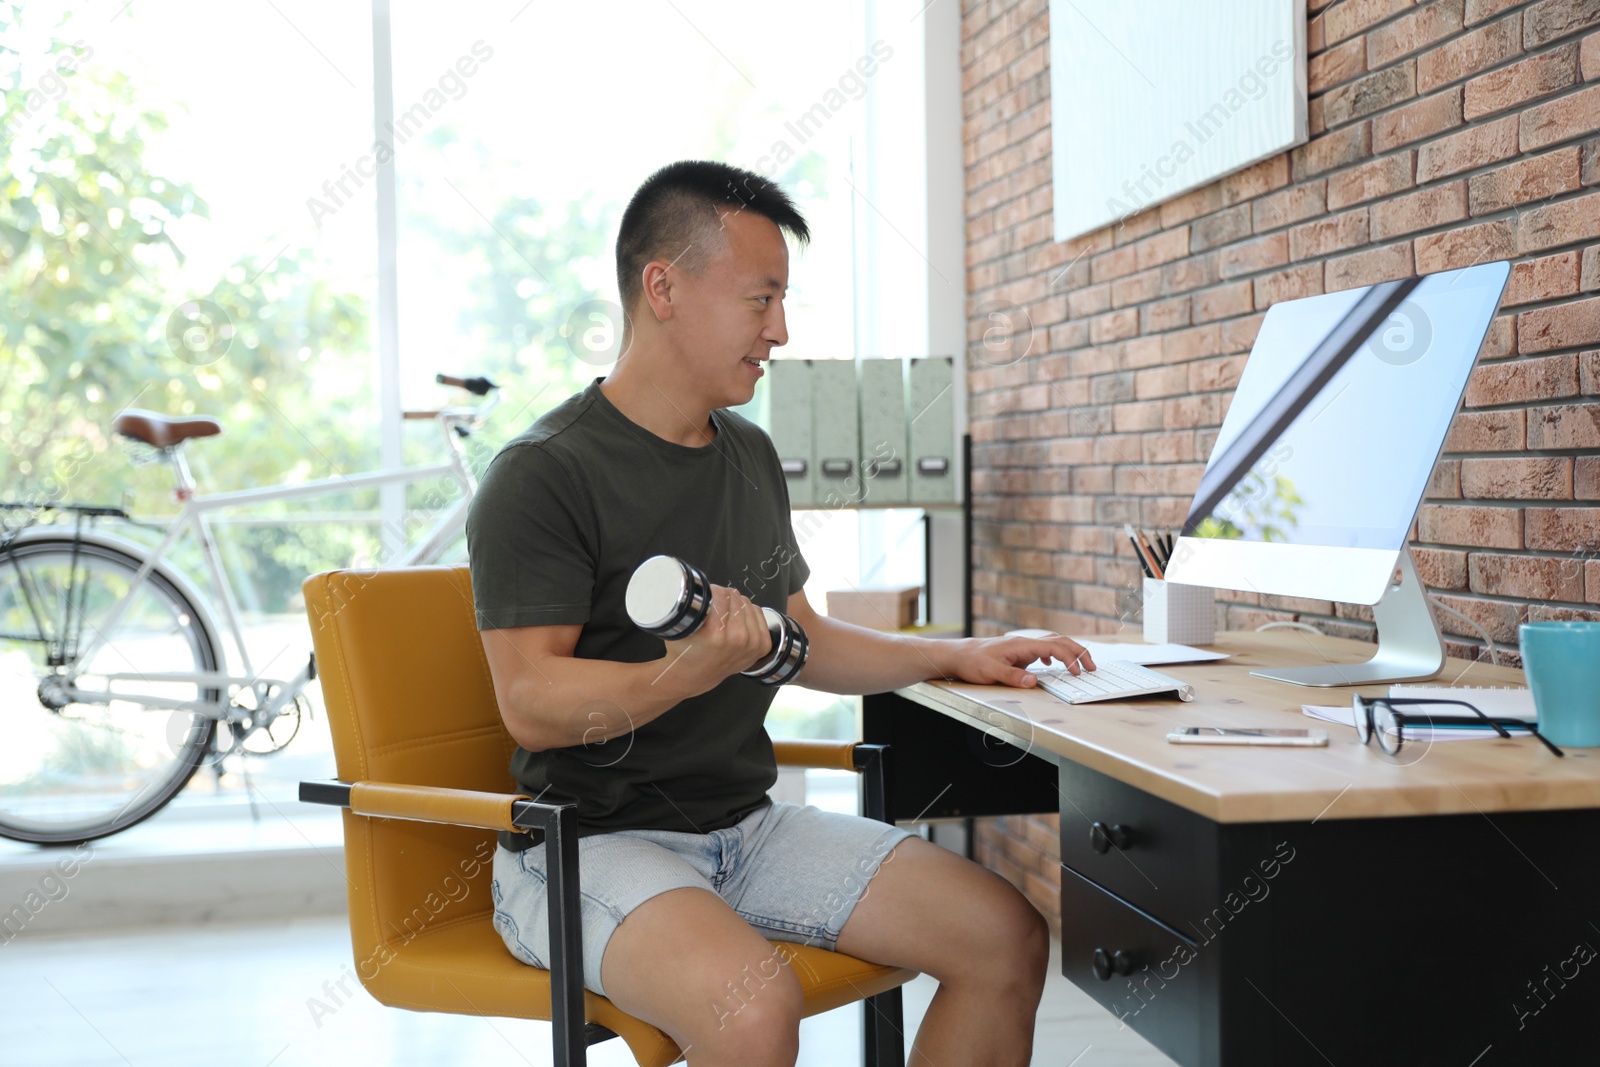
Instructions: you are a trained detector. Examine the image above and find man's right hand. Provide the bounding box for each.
[658,583,774,694]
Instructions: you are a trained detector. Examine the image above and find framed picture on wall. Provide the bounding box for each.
[1048,0,1308,243]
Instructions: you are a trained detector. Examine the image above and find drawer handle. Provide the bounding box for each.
[1092,947,1138,981]
[1089,821,1132,854]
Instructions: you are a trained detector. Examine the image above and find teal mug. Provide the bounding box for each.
[1519,622,1600,748]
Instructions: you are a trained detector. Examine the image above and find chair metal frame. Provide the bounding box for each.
[301,741,907,1066]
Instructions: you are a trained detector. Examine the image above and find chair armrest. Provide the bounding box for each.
[771,741,895,826]
[773,738,862,771]
[299,776,591,1056]
[350,781,533,831]
[299,780,531,832]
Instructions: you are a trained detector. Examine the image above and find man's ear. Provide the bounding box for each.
[640,260,676,323]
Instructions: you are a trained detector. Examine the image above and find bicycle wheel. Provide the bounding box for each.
[0,535,221,844]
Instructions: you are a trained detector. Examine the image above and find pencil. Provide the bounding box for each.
[1127,533,1154,578]
[1126,524,1163,579]
[1136,529,1165,578]
[1145,528,1169,569]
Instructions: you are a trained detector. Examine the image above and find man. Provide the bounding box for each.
[468,160,1096,1067]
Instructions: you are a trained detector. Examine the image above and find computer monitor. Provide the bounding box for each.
[1162,260,1512,686]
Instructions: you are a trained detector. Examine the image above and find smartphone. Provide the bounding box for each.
[1167,726,1328,747]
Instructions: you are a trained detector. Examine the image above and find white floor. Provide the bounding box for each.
[0,917,1175,1067]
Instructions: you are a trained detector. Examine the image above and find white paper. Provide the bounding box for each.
[1302,704,1499,742]
[1006,629,1231,668]
[1388,685,1535,722]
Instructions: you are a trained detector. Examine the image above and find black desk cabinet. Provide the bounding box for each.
[865,690,1600,1066]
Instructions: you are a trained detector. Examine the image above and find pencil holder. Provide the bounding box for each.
[1143,577,1215,645]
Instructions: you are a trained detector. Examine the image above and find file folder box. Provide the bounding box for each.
[908,356,956,504]
[811,359,860,504]
[859,357,908,505]
[767,359,814,506]
[825,585,922,631]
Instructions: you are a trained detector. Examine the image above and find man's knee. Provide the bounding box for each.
[970,876,1051,990]
[998,883,1049,985]
[701,956,803,1062]
[598,890,804,1063]
[1014,897,1050,976]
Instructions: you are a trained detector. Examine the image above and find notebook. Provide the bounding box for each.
[1302,704,1493,741]
[1303,684,1537,741]
[1387,684,1536,722]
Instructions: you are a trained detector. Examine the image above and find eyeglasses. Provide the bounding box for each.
[1350,696,1565,758]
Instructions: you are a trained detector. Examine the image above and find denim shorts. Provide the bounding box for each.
[490,799,918,997]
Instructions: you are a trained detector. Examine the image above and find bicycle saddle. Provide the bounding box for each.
[112,408,223,448]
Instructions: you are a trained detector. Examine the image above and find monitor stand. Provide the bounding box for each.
[1250,547,1445,687]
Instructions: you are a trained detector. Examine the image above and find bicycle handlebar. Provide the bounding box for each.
[435,373,498,396]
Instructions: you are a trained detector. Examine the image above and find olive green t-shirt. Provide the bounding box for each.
[466,378,809,841]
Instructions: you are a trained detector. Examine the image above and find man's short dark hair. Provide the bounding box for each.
[615,161,810,323]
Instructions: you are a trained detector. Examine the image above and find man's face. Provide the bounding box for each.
[665,209,790,409]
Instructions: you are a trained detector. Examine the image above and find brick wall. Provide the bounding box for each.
[960,0,1600,928]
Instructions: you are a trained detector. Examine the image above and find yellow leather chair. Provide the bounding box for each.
[298,565,917,1066]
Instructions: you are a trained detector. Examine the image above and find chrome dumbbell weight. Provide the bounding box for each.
[625,555,807,685]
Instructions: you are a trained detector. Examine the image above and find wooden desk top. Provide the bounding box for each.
[898,629,1600,823]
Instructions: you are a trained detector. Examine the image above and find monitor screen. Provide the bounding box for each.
[1165,260,1510,606]
[1181,261,1511,552]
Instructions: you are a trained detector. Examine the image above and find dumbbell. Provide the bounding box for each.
[625,555,808,686]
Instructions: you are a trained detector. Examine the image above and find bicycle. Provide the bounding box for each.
[0,373,499,845]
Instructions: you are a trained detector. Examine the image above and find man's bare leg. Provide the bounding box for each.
[599,886,804,1067]
[835,835,1050,1067]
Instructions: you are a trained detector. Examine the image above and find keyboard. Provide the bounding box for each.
[1033,660,1196,704]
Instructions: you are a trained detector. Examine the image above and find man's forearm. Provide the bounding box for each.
[793,614,960,695]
